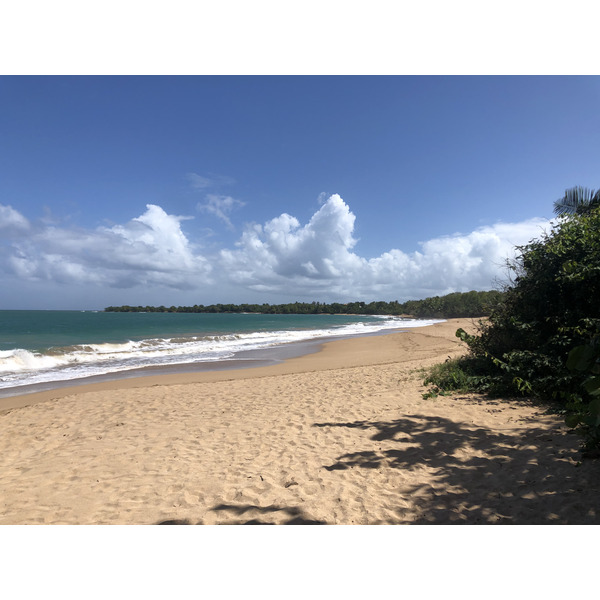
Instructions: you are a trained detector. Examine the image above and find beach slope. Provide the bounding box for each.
[1,318,599,524]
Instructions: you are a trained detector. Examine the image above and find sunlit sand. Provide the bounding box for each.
[1,319,599,524]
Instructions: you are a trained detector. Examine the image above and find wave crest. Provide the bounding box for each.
[0,317,443,390]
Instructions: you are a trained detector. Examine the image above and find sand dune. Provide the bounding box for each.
[1,318,599,525]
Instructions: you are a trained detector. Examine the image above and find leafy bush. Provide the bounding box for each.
[563,336,600,456]
[425,207,600,455]
[422,356,493,398]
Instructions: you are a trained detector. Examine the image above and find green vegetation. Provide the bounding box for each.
[424,195,600,457]
[422,356,492,399]
[104,289,503,318]
[398,290,503,318]
[553,186,600,216]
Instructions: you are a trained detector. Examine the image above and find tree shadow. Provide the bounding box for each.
[157,504,326,525]
[209,503,326,524]
[313,413,600,524]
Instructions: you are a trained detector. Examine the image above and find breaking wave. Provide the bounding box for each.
[0,317,442,392]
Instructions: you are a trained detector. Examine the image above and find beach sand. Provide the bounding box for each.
[1,317,599,525]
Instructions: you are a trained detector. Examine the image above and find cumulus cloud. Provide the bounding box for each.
[0,196,553,305]
[218,194,551,300]
[220,194,363,287]
[1,204,211,289]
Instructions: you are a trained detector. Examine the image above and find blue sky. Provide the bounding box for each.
[1,75,599,309]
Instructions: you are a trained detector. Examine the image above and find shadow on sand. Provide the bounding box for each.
[313,409,600,524]
[158,401,600,524]
[157,503,326,525]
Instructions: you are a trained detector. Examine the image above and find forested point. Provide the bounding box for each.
[104,289,504,319]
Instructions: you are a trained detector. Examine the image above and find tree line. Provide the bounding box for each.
[104,289,504,318]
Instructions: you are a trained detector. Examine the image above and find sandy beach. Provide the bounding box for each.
[1,317,599,525]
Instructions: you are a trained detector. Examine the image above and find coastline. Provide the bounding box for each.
[0,320,447,412]
[2,317,599,524]
[0,312,435,402]
[0,336,326,406]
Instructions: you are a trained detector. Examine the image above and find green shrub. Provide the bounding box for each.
[449,207,600,454]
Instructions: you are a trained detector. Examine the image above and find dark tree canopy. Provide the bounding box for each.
[105,290,503,319]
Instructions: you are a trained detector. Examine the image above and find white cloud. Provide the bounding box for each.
[0,196,553,307]
[197,194,245,229]
[220,194,364,287]
[106,204,197,271]
[2,204,211,290]
[189,172,243,230]
[217,194,551,301]
[0,203,30,233]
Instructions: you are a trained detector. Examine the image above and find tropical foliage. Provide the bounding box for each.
[553,186,600,216]
[425,203,600,456]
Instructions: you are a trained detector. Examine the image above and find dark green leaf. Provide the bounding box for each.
[567,345,595,372]
[584,377,600,397]
[565,414,581,428]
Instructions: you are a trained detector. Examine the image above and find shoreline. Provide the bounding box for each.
[0,322,446,412]
[0,315,439,404]
[2,317,599,525]
[0,336,325,404]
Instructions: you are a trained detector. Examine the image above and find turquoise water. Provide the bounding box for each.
[0,310,382,352]
[0,310,440,393]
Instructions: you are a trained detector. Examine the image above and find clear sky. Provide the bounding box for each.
[1,74,599,309]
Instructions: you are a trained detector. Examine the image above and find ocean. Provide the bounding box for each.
[0,310,441,397]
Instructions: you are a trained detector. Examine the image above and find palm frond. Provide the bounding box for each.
[553,186,600,216]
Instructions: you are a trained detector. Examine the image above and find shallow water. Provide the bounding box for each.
[0,310,442,394]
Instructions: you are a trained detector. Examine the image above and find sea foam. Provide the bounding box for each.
[0,317,442,391]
